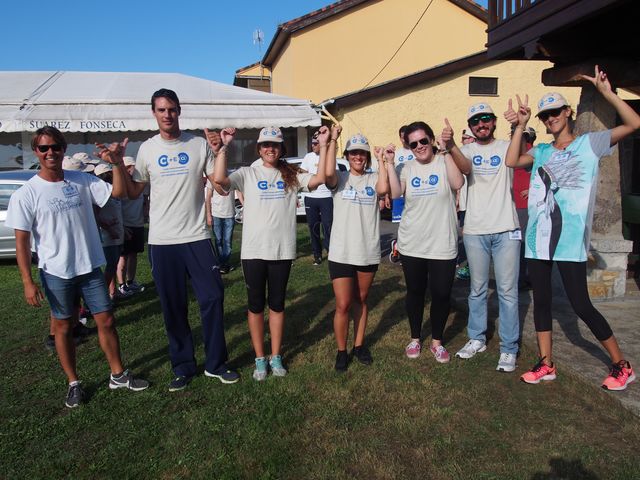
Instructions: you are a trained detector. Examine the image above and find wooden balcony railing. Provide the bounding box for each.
[488,0,539,28]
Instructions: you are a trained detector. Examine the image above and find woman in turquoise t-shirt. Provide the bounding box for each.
[505,66,640,391]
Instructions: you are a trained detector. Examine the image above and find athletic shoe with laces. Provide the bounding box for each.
[352,345,373,365]
[496,352,517,372]
[126,280,145,293]
[455,339,487,359]
[335,350,349,372]
[602,360,636,391]
[405,340,421,359]
[269,355,287,377]
[430,344,450,363]
[455,265,470,280]
[109,369,149,391]
[253,357,268,381]
[116,284,134,298]
[168,375,191,392]
[313,257,322,266]
[520,357,557,384]
[205,366,240,384]
[65,382,84,408]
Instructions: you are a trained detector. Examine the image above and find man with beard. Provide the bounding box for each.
[445,103,521,373]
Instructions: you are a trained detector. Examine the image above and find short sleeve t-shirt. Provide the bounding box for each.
[206,180,236,218]
[394,147,415,167]
[460,139,519,235]
[397,156,458,260]
[121,195,145,227]
[229,165,312,260]
[133,133,213,245]
[300,152,331,199]
[525,130,612,262]
[6,171,111,278]
[328,171,380,265]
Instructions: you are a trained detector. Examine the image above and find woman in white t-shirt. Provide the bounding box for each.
[213,126,328,381]
[387,121,464,363]
[324,126,390,371]
[505,66,640,391]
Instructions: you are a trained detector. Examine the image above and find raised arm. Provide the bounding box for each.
[324,124,342,189]
[15,229,43,307]
[443,118,471,175]
[375,145,392,196]
[210,127,236,190]
[438,122,464,190]
[504,95,534,169]
[307,126,330,190]
[580,65,640,146]
[386,146,403,199]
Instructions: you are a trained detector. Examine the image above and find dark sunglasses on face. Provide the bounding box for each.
[409,137,430,150]
[468,114,495,126]
[538,107,566,122]
[36,144,63,153]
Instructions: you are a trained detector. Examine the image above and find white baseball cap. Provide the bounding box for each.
[94,163,113,176]
[537,92,569,116]
[467,102,495,121]
[345,133,370,152]
[123,156,136,167]
[257,127,284,143]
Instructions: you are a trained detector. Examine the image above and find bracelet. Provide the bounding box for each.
[437,149,450,155]
[329,138,337,143]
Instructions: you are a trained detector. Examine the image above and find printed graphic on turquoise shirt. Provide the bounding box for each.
[525,143,594,261]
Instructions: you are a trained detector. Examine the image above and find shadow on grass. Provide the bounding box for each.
[531,457,599,480]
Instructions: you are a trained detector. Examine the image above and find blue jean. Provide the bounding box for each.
[40,268,111,319]
[304,196,333,258]
[463,232,520,354]
[212,217,235,266]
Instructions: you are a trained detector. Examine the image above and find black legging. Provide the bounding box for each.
[241,259,292,313]
[527,259,613,341]
[400,254,457,341]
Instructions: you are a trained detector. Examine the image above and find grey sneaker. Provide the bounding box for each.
[65,383,84,408]
[109,369,149,391]
[269,355,287,377]
[126,280,145,293]
[455,339,487,359]
[253,357,268,381]
[496,352,517,372]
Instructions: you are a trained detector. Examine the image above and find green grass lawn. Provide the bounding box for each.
[1,225,639,479]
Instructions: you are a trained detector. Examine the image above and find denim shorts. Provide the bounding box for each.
[39,268,112,319]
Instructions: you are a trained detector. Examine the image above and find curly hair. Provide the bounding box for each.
[276,159,300,192]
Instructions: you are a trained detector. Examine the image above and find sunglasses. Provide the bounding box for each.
[468,114,495,126]
[36,144,63,153]
[538,107,566,122]
[409,137,430,149]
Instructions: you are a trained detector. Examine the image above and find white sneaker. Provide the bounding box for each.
[455,339,487,359]
[496,353,517,372]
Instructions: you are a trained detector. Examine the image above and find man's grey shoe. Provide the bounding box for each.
[65,383,85,408]
[496,352,517,372]
[455,339,487,359]
[109,370,149,391]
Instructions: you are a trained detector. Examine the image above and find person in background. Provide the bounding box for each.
[505,66,639,390]
[6,126,148,408]
[213,126,328,381]
[300,131,334,265]
[390,125,414,224]
[324,128,390,372]
[204,129,242,274]
[454,129,475,280]
[116,156,146,296]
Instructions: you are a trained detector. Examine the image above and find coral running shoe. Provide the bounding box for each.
[520,358,557,384]
[405,340,421,359]
[602,360,636,391]
[430,344,450,364]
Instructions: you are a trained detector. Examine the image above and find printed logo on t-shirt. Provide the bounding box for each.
[48,196,82,213]
[397,154,414,163]
[62,182,79,198]
[408,175,439,197]
[472,154,502,176]
[157,152,190,177]
[256,179,286,200]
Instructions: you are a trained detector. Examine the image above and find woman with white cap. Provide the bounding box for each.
[387,120,464,363]
[213,126,329,381]
[324,127,390,371]
[506,65,640,390]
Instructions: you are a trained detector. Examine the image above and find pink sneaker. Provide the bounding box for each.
[520,358,557,384]
[602,360,636,391]
[430,344,450,363]
[405,340,421,359]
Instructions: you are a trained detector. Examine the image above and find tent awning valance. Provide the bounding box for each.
[0,71,320,133]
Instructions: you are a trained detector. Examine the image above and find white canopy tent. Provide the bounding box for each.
[0,71,320,133]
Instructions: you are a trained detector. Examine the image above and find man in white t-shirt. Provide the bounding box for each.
[300,133,333,265]
[446,103,521,373]
[121,89,239,390]
[6,126,149,408]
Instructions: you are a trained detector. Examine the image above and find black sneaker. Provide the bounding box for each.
[108,369,149,391]
[168,375,192,392]
[45,335,56,351]
[335,350,349,372]
[352,345,373,365]
[219,265,230,275]
[205,367,240,384]
[65,383,84,408]
[73,323,92,340]
[313,257,322,266]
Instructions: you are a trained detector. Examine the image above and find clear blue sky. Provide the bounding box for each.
[2,0,488,86]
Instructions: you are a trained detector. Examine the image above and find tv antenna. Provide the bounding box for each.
[253,29,264,53]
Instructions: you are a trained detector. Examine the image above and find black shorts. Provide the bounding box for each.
[328,261,378,280]
[241,259,293,313]
[122,226,145,255]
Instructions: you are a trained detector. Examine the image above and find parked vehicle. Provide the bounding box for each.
[0,170,38,258]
